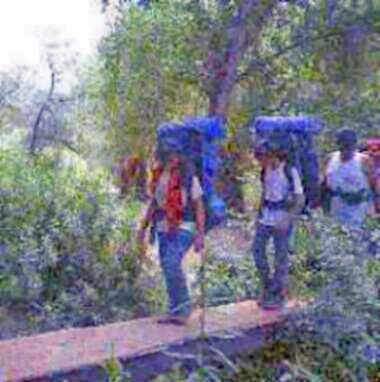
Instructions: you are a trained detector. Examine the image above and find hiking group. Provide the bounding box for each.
[136,116,380,325]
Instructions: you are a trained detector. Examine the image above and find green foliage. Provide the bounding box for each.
[0,147,146,327]
[103,344,128,382]
[198,257,260,307]
[229,340,370,382]
[84,0,211,158]
[150,210,380,382]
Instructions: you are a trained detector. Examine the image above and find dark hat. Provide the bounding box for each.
[336,129,358,148]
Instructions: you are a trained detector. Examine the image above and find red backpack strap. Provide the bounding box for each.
[165,166,185,230]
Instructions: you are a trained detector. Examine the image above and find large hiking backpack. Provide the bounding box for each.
[156,117,227,231]
[251,116,324,211]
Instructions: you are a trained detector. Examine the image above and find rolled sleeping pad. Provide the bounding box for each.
[184,116,227,141]
[253,116,324,135]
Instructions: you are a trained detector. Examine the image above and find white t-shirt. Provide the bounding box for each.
[155,170,203,232]
[259,163,303,226]
[326,151,371,227]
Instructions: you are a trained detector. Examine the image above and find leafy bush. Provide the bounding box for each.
[149,212,380,382]
[195,256,260,307]
[274,213,380,382]
[0,148,144,329]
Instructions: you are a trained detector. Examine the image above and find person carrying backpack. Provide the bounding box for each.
[137,146,205,325]
[253,137,305,309]
[321,129,379,228]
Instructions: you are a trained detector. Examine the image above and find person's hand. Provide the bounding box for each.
[310,197,321,209]
[194,232,205,253]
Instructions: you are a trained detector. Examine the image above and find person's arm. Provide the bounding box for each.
[137,198,157,242]
[318,153,334,213]
[274,167,304,233]
[287,168,305,219]
[362,154,376,191]
[288,195,305,217]
[320,153,333,184]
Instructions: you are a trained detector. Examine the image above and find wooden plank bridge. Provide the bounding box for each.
[0,299,306,382]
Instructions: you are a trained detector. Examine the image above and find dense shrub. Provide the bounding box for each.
[0,148,144,329]
[148,212,380,382]
[274,213,380,382]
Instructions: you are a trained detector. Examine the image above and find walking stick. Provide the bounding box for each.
[198,245,207,368]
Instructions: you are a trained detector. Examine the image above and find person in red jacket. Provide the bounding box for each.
[137,149,205,325]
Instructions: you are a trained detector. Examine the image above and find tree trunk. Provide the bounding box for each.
[206,0,277,118]
[204,0,277,214]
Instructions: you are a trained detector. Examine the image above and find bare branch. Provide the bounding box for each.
[29,71,56,154]
[46,136,80,154]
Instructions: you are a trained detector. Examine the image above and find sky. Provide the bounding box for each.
[0,0,108,92]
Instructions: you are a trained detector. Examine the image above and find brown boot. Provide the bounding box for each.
[259,283,286,310]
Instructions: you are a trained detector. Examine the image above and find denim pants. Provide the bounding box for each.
[253,223,290,293]
[158,229,194,316]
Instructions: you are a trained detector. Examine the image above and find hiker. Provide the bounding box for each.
[253,137,305,309]
[137,149,205,325]
[321,129,379,228]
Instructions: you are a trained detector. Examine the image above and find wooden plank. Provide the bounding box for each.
[0,299,305,382]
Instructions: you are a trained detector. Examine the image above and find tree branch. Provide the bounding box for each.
[40,133,80,154]
[207,0,277,117]
[237,29,345,82]
[53,138,80,154]
[29,71,56,154]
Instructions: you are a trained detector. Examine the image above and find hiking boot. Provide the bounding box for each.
[261,293,284,310]
[257,285,271,308]
[260,287,285,310]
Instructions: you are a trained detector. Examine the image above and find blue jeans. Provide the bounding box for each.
[158,229,194,316]
[253,223,290,293]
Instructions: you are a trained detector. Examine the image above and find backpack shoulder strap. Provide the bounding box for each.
[260,167,265,185]
[184,171,197,216]
[284,164,295,193]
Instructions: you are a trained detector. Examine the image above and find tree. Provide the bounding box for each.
[83,0,380,203]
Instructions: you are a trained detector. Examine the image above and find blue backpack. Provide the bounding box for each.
[156,117,227,231]
[252,116,324,211]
